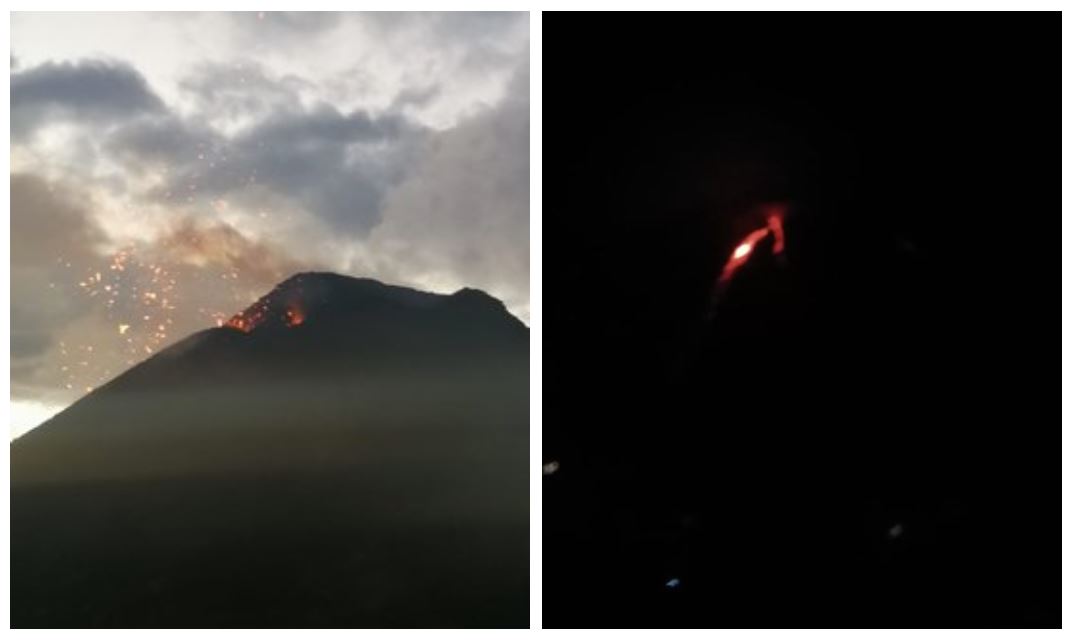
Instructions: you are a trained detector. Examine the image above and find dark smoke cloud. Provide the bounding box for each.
[12,60,165,141]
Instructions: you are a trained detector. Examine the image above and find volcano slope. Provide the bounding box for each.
[12,273,529,628]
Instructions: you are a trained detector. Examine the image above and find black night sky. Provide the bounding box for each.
[543,14,1059,627]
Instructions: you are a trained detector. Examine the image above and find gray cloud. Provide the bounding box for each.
[178,60,310,127]
[256,11,342,33]
[11,175,103,379]
[70,60,425,236]
[143,103,422,236]
[12,59,164,141]
[106,113,217,169]
[360,60,529,315]
[227,12,524,56]
[13,47,527,290]
[361,12,525,50]
[228,11,344,44]
[388,84,442,116]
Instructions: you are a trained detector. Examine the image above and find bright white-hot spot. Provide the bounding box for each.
[733,243,753,260]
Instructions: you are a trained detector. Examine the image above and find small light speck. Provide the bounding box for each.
[888,523,904,539]
[543,461,560,476]
[665,578,681,589]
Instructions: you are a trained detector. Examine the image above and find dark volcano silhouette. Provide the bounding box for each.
[12,273,529,628]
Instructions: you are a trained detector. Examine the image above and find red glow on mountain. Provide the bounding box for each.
[225,300,271,333]
[284,307,305,327]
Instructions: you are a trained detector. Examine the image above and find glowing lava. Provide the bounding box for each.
[225,298,269,333]
[733,243,753,260]
[225,300,305,333]
[710,204,789,314]
[719,226,777,287]
[284,307,305,328]
[225,317,253,333]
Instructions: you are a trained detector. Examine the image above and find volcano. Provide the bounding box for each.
[11,273,529,628]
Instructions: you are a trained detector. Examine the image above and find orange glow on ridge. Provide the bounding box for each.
[284,307,305,327]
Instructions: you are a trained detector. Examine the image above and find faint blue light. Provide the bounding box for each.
[665,578,681,589]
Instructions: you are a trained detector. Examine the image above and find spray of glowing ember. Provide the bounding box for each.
[61,240,296,393]
[72,248,180,367]
[709,204,788,315]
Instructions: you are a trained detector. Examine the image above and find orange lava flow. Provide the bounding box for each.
[719,227,773,286]
[710,204,789,314]
[718,205,787,284]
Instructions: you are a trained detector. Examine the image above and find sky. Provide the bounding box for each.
[10,12,530,438]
